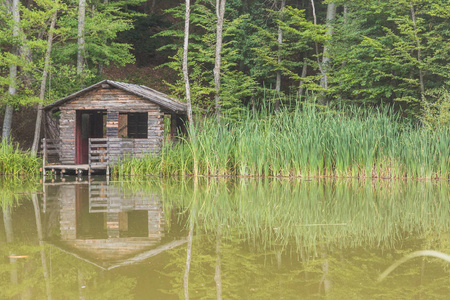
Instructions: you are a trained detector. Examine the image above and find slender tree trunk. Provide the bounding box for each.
[31,9,58,156]
[310,0,317,25]
[2,0,20,143]
[2,106,14,143]
[319,246,331,295]
[183,0,193,124]
[32,194,52,300]
[214,226,222,300]
[3,205,18,285]
[183,0,198,175]
[3,204,14,243]
[298,58,308,100]
[274,0,285,111]
[183,214,193,300]
[320,3,336,91]
[310,0,327,105]
[410,2,425,101]
[77,0,86,75]
[213,0,226,122]
[183,179,196,300]
[322,3,336,65]
[97,0,109,75]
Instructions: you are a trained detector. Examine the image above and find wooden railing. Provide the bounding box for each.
[90,138,160,165]
[89,138,109,167]
[41,137,158,174]
[41,138,60,165]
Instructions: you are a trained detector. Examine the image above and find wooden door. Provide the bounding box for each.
[76,111,105,164]
[76,111,89,164]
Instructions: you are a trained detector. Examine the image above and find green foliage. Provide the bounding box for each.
[0,0,59,107]
[0,0,140,110]
[251,6,327,95]
[157,2,263,116]
[329,0,450,118]
[45,64,98,103]
[422,88,450,128]
[159,1,330,113]
[54,0,137,68]
[0,142,41,176]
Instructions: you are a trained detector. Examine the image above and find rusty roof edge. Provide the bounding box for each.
[107,80,187,113]
[43,80,108,111]
[44,80,187,114]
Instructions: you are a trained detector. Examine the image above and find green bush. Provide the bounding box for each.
[0,143,42,176]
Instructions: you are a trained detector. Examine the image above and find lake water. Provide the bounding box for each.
[0,176,449,299]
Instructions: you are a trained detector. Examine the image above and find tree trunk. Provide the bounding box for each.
[320,3,336,91]
[97,0,109,75]
[213,0,226,122]
[310,0,327,105]
[274,0,285,111]
[183,0,193,124]
[77,0,86,75]
[183,181,196,300]
[410,2,425,101]
[214,226,222,300]
[31,9,58,156]
[3,204,18,285]
[319,246,332,295]
[298,58,308,99]
[32,194,52,300]
[2,0,20,144]
[183,0,198,176]
[2,106,14,143]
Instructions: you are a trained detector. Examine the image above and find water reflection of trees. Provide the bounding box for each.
[160,178,450,252]
[159,178,450,299]
[0,177,449,299]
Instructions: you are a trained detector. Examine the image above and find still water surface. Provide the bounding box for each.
[0,177,449,299]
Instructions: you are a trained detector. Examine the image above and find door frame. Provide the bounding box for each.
[75,110,106,164]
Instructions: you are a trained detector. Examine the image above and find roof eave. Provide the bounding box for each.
[44,80,108,111]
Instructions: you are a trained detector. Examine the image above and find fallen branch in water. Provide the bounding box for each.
[377,250,450,282]
[297,223,347,227]
[12,192,43,195]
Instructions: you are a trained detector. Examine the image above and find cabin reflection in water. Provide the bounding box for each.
[43,181,177,269]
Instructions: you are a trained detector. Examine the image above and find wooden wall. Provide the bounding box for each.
[57,86,166,164]
[59,110,76,164]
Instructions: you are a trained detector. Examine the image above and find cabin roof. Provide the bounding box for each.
[44,80,187,114]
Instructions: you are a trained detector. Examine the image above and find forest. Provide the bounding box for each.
[1,0,450,177]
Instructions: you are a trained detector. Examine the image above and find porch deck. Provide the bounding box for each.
[41,137,159,176]
[42,164,108,175]
[42,138,111,176]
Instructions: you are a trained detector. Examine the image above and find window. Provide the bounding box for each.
[118,113,148,138]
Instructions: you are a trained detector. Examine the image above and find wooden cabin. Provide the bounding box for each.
[42,80,187,174]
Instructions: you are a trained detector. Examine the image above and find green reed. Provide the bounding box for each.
[0,143,42,176]
[113,101,450,179]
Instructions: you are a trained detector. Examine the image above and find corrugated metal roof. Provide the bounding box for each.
[44,80,187,114]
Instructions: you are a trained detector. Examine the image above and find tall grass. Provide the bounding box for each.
[0,142,42,176]
[113,102,450,179]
